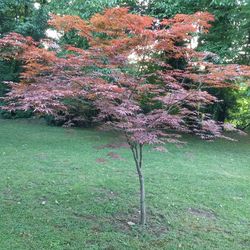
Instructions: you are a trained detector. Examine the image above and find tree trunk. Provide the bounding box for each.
[137,164,146,225]
[130,143,146,226]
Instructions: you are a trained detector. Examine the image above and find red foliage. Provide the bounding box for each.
[0,32,37,60]
[48,14,92,40]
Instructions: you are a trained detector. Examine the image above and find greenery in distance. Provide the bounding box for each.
[0,119,249,249]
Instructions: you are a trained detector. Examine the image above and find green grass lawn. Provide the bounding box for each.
[0,119,249,250]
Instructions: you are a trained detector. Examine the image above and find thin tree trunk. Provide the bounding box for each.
[137,162,146,225]
[131,144,146,226]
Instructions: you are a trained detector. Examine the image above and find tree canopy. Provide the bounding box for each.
[1,0,249,125]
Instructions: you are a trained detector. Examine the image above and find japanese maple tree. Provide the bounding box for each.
[1,8,250,225]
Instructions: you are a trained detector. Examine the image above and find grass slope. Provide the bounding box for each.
[0,119,249,250]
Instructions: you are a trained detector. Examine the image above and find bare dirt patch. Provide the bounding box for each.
[111,208,169,236]
[107,152,124,160]
[188,207,216,219]
[153,146,168,153]
[96,158,108,163]
[73,212,98,222]
[71,206,168,237]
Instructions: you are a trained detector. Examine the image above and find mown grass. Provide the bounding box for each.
[0,119,249,250]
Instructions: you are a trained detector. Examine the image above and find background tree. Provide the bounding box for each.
[0,0,49,118]
[229,84,250,130]
[145,0,250,63]
[0,0,49,40]
[48,0,120,19]
[133,0,250,126]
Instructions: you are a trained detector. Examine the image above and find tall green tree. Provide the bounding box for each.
[0,0,49,39]
[48,0,120,19]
